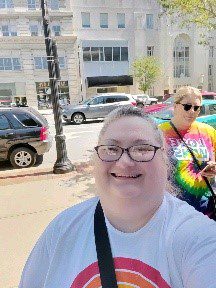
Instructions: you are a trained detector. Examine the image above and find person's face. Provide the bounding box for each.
[93,117,167,204]
[174,95,202,126]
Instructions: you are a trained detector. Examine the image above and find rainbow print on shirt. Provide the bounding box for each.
[71,257,171,288]
[159,122,215,199]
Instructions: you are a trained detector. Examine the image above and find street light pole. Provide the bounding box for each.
[41,0,74,174]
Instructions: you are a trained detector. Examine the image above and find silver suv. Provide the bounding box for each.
[62,93,137,124]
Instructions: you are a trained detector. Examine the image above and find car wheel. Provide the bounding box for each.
[72,113,85,124]
[10,147,36,169]
[137,103,144,108]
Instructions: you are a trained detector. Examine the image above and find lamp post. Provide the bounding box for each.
[41,0,74,174]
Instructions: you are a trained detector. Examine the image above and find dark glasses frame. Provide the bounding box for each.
[179,103,201,112]
[94,144,161,162]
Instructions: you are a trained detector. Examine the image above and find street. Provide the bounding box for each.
[44,115,103,165]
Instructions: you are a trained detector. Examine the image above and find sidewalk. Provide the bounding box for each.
[0,163,94,288]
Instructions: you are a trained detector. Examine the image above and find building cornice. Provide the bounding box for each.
[0,35,77,46]
[0,9,73,18]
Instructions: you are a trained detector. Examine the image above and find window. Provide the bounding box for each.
[1,25,17,36]
[50,0,59,10]
[0,114,11,130]
[81,12,90,28]
[2,25,9,36]
[117,13,125,28]
[30,25,38,36]
[27,0,36,9]
[209,46,214,58]
[208,65,212,76]
[91,47,99,61]
[14,113,38,127]
[83,47,91,61]
[173,44,190,78]
[146,14,153,29]
[0,58,21,70]
[82,46,128,62]
[100,13,108,28]
[34,57,48,69]
[147,46,154,56]
[209,104,216,115]
[52,25,61,36]
[121,47,128,61]
[0,0,14,8]
[113,47,120,61]
[104,47,112,61]
[89,97,104,105]
[58,57,66,69]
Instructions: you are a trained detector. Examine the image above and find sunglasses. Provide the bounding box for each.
[179,103,201,112]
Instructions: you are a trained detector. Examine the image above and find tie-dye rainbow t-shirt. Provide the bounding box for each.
[159,121,216,213]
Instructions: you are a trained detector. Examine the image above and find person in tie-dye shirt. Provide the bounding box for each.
[159,86,216,216]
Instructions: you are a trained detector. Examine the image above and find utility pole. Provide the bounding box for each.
[41,0,74,174]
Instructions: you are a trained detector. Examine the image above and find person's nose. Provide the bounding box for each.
[115,150,135,167]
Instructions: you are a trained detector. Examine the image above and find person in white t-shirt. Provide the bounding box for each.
[19,106,216,288]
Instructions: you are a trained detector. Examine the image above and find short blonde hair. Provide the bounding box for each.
[174,86,202,104]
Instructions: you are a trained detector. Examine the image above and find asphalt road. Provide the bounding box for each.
[44,115,104,166]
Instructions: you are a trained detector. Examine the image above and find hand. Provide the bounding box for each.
[200,161,216,178]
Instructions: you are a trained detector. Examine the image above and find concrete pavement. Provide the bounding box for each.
[0,162,94,288]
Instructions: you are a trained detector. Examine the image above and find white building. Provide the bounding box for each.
[0,0,80,108]
[71,0,215,98]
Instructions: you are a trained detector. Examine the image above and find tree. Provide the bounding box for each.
[158,0,216,30]
[132,57,161,93]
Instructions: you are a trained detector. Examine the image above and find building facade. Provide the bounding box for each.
[0,0,80,108]
[71,0,215,98]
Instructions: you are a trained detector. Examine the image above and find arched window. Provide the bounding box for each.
[173,37,190,78]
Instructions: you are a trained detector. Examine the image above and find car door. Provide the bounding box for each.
[85,96,106,119]
[0,113,14,160]
[197,103,216,129]
[103,96,121,115]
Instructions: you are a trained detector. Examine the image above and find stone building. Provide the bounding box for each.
[71,0,215,98]
[0,0,80,108]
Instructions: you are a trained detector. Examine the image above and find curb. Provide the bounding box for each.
[0,161,92,183]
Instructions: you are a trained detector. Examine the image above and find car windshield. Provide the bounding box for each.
[153,106,173,120]
[163,96,174,104]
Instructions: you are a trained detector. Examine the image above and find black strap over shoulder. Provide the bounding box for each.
[94,201,118,288]
[170,121,216,219]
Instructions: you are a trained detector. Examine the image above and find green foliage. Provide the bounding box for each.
[158,0,216,30]
[132,57,161,93]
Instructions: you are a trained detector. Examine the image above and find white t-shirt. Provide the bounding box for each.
[19,193,216,288]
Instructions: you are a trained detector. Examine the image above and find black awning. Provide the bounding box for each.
[87,75,133,87]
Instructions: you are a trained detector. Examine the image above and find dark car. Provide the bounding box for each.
[0,107,52,169]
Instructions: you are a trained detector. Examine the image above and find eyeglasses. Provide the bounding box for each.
[179,103,201,112]
[94,144,161,162]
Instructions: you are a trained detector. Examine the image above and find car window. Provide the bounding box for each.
[89,97,104,105]
[199,106,205,116]
[14,113,39,127]
[116,96,129,102]
[104,97,117,104]
[202,95,214,100]
[0,114,11,130]
[208,104,216,115]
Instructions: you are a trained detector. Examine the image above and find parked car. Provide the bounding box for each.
[62,93,137,124]
[144,96,174,114]
[202,91,216,100]
[152,100,216,129]
[133,94,158,108]
[0,107,52,169]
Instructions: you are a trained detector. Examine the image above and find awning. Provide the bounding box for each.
[87,75,133,87]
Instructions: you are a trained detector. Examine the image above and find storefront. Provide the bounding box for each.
[36,81,70,109]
